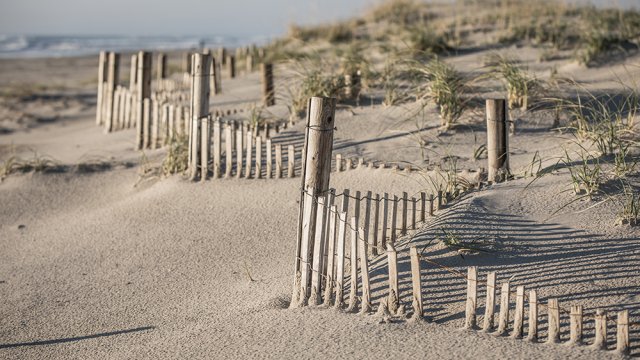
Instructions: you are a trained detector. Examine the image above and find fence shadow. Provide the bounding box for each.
[0,326,155,349]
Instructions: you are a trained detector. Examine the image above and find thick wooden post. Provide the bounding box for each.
[104,52,120,133]
[617,310,629,354]
[335,211,347,308]
[593,309,607,350]
[486,99,509,183]
[156,53,167,82]
[227,55,236,78]
[262,63,275,106]
[497,282,510,335]
[528,290,538,342]
[409,246,423,319]
[294,97,337,305]
[547,298,560,344]
[96,51,108,126]
[512,285,525,338]
[465,266,477,329]
[189,53,211,180]
[387,243,399,314]
[483,272,496,331]
[569,305,583,345]
[135,51,151,150]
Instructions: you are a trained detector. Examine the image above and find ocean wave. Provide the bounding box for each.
[0,35,270,59]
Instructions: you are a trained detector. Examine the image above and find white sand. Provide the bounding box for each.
[1,45,639,359]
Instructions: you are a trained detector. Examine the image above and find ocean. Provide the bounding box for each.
[0,34,270,59]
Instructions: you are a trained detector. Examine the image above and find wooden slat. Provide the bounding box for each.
[617,310,629,354]
[483,271,496,331]
[372,193,380,256]
[387,242,399,314]
[512,285,524,338]
[410,246,423,319]
[528,290,538,342]
[569,305,582,345]
[547,298,560,344]
[497,282,510,335]
[335,211,347,308]
[310,196,327,305]
[465,266,477,329]
[348,216,359,312]
[323,205,338,306]
[359,226,371,313]
[593,309,607,350]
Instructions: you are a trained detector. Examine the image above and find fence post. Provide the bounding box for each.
[275,144,282,179]
[512,285,524,338]
[486,98,509,183]
[411,197,417,230]
[323,205,338,306]
[363,191,372,258]
[497,282,510,335]
[528,290,538,342]
[310,196,327,305]
[409,246,423,320]
[262,63,275,106]
[391,195,398,243]
[265,139,272,178]
[200,115,210,182]
[359,226,371,314]
[335,211,347,309]
[465,266,477,329]
[288,145,295,178]
[293,96,336,306]
[135,51,151,150]
[227,55,236,78]
[420,192,426,222]
[212,119,221,178]
[617,310,629,354]
[104,52,120,133]
[569,305,583,345]
[336,154,342,172]
[348,216,359,312]
[593,309,607,350]
[96,51,108,126]
[382,193,389,249]
[188,53,211,181]
[547,298,560,344]
[255,136,262,179]
[372,194,380,256]
[245,130,253,179]
[483,271,496,331]
[156,53,167,82]
[387,242,399,314]
[235,129,243,178]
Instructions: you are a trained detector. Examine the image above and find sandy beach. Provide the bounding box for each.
[2,0,640,359]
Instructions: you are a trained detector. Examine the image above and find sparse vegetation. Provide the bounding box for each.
[162,134,189,176]
[415,58,469,129]
[486,54,541,110]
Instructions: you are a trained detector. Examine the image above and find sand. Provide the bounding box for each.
[1,18,640,360]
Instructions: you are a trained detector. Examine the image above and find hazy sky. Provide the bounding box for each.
[0,0,375,37]
[0,0,635,38]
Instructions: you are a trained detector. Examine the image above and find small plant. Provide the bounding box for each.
[0,152,59,181]
[486,54,540,110]
[472,144,487,161]
[408,27,452,57]
[162,134,189,176]
[563,148,602,197]
[248,104,265,129]
[618,186,640,226]
[415,58,469,129]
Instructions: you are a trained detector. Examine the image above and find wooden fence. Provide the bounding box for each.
[292,185,634,354]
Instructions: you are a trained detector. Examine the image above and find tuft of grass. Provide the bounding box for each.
[486,54,541,110]
[0,153,60,181]
[408,27,452,57]
[414,58,469,129]
[162,134,189,176]
[563,148,602,198]
[618,185,640,226]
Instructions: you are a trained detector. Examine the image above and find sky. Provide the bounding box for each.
[0,0,376,37]
[0,0,636,38]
